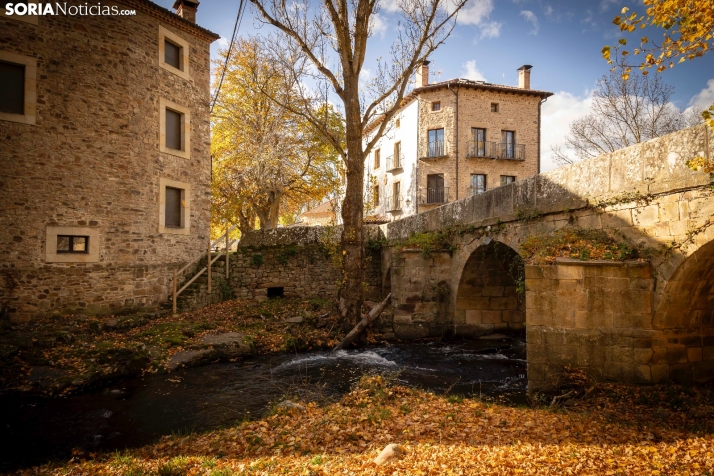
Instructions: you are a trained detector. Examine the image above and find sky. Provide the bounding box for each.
[156,0,714,171]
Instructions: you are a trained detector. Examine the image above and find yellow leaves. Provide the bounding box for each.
[619,38,628,45]
[621,6,629,14]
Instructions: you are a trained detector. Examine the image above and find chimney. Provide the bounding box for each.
[415,61,430,88]
[173,0,199,23]
[518,64,532,89]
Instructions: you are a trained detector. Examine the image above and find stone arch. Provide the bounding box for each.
[653,239,714,383]
[454,240,525,337]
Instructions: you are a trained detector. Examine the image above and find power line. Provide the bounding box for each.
[210,0,246,114]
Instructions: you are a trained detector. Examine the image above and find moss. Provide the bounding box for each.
[520,228,643,265]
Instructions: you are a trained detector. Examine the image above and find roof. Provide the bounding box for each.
[363,77,553,135]
[127,0,220,41]
[300,200,337,217]
[364,214,390,224]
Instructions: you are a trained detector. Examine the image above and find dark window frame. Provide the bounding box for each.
[164,38,182,71]
[500,175,516,186]
[374,148,380,169]
[57,235,89,254]
[165,107,183,151]
[0,60,26,115]
[432,101,441,111]
[471,174,487,194]
[490,103,499,113]
[164,186,183,228]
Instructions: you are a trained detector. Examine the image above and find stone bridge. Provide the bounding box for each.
[380,125,714,389]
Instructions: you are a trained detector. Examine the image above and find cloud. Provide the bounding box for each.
[520,10,539,34]
[599,0,619,13]
[461,60,487,81]
[216,37,230,49]
[370,13,388,38]
[687,79,714,111]
[454,0,494,25]
[543,5,553,18]
[378,0,400,14]
[540,90,594,171]
[478,21,502,40]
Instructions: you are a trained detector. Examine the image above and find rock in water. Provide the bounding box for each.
[374,443,404,465]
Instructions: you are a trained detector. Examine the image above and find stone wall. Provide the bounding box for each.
[0,1,217,321]
[230,227,383,302]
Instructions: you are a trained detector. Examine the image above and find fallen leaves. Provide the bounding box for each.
[20,376,714,475]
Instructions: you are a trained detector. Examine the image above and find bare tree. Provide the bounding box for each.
[552,72,702,166]
[248,0,467,332]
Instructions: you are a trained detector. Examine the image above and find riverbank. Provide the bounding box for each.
[18,375,714,475]
[0,298,364,396]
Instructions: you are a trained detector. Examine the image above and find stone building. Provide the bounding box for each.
[363,63,553,220]
[0,0,219,321]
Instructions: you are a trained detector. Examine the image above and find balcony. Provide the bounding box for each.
[420,187,449,205]
[419,140,447,159]
[465,141,525,161]
[384,194,402,212]
[385,153,404,172]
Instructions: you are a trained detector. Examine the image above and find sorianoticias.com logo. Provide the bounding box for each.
[4,2,136,16]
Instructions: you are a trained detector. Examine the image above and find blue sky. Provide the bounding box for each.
[157,0,714,170]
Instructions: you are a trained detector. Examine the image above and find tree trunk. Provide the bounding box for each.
[338,84,366,333]
[334,293,391,350]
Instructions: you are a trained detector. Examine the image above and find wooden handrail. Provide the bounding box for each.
[170,225,238,315]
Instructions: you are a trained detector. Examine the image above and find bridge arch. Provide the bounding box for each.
[654,238,714,383]
[453,240,525,337]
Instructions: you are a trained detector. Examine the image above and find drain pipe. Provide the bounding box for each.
[538,96,547,174]
[448,81,462,201]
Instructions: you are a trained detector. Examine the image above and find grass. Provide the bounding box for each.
[520,228,644,265]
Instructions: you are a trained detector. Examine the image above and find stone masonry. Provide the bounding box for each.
[0,0,219,321]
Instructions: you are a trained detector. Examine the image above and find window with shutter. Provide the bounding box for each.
[165,187,182,228]
[164,39,181,70]
[0,60,25,115]
[165,109,182,151]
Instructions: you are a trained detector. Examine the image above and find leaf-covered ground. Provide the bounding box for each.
[0,298,360,396]
[18,376,714,475]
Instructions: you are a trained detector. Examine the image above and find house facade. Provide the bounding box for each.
[0,0,218,321]
[363,63,553,220]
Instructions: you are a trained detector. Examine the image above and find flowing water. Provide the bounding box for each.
[0,337,526,470]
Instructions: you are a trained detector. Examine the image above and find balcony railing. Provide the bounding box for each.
[419,140,446,159]
[497,142,525,160]
[420,187,449,205]
[465,141,525,161]
[384,194,402,212]
[385,153,404,172]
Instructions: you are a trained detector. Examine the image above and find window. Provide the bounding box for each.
[0,61,24,115]
[491,103,499,113]
[432,101,441,111]
[471,127,486,157]
[391,181,401,211]
[427,128,445,157]
[0,52,36,124]
[45,226,100,263]
[471,174,487,195]
[501,175,516,186]
[164,39,182,70]
[426,174,445,204]
[395,118,400,128]
[374,149,380,169]
[158,26,190,79]
[165,187,182,228]
[159,98,191,159]
[393,141,401,168]
[373,185,380,207]
[165,109,182,151]
[57,235,89,254]
[502,131,515,159]
[159,178,191,235]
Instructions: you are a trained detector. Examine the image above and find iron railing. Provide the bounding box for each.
[384,194,402,212]
[497,142,525,160]
[466,140,494,158]
[419,140,446,159]
[420,187,449,205]
[465,141,525,160]
[385,153,404,172]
